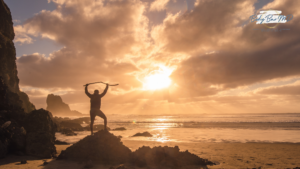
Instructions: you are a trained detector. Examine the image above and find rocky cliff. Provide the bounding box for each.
[47,94,85,117]
[0,0,56,159]
[0,0,35,113]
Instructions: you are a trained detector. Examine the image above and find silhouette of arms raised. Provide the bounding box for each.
[85,85,92,98]
[100,84,109,97]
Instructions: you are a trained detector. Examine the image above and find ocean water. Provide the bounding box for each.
[56,113,300,144]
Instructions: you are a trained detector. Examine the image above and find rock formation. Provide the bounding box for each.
[24,109,57,158]
[0,77,57,158]
[0,0,35,113]
[112,127,126,131]
[58,130,132,164]
[0,0,57,159]
[132,131,153,137]
[57,130,215,168]
[47,94,85,117]
[131,146,214,167]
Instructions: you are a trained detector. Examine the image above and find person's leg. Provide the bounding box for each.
[90,109,96,135]
[95,109,107,131]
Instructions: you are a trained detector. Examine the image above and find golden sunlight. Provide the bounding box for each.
[143,66,173,90]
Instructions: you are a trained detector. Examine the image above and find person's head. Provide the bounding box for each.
[94,90,99,95]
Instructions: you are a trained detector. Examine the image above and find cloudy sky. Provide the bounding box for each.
[5,0,300,115]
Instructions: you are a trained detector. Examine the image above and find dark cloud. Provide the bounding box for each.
[259,85,300,95]
[168,0,300,95]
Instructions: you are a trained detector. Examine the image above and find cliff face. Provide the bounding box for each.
[47,94,84,117]
[0,1,57,158]
[0,0,35,113]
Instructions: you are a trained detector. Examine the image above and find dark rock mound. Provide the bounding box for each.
[132,131,152,137]
[112,127,126,131]
[59,121,83,131]
[131,146,214,167]
[24,109,57,158]
[26,131,56,158]
[57,130,131,164]
[46,94,85,117]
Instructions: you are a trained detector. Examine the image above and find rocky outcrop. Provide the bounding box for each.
[24,109,57,158]
[57,130,215,168]
[60,128,77,136]
[0,0,56,159]
[47,94,84,117]
[0,0,35,113]
[58,130,131,164]
[112,127,126,131]
[132,131,153,137]
[0,77,57,158]
[19,91,35,114]
[131,146,214,167]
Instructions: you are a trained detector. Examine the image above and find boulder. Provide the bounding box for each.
[61,128,77,136]
[132,131,152,137]
[112,127,126,131]
[7,121,26,151]
[57,130,131,164]
[0,118,26,153]
[131,146,214,167]
[24,109,57,158]
[59,121,83,131]
[24,109,57,134]
[26,131,56,158]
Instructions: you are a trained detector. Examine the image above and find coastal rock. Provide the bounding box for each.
[19,91,35,113]
[57,130,131,164]
[24,109,57,158]
[7,121,26,151]
[0,118,26,153]
[0,0,34,113]
[131,146,214,167]
[46,94,84,117]
[61,128,77,136]
[112,127,126,131]
[26,131,56,158]
[59,121,83,131]
[24,109,57,134]
[132,131,153,137]
[0,140,8,158]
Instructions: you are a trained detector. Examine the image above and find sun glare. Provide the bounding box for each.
[143,66,173,90]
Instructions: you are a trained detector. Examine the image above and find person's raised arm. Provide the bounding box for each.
[100,84,109,97]
[85,84,92,98]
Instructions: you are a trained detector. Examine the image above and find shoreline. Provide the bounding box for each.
[0,141,299,168]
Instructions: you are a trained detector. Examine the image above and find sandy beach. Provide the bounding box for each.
[0,141,299,169]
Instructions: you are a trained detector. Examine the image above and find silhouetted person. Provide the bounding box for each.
[84,83,108,135]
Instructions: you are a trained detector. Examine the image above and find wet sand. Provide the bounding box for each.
[0,142,299,168]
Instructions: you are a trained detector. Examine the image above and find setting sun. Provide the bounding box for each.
[143,66,173,90]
